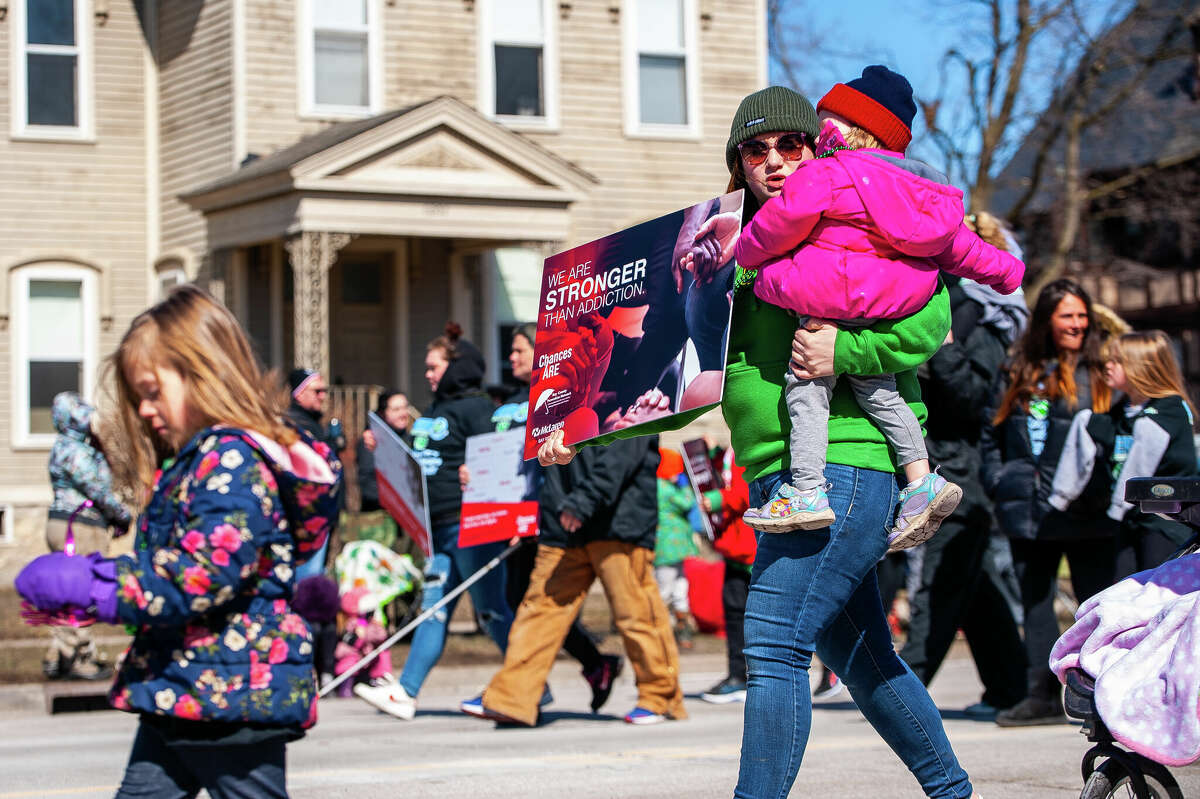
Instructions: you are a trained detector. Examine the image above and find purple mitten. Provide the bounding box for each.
[14,551,119,623]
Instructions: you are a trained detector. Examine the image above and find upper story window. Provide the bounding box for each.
[10,263,98,448]
[622,0,699,138]
[9,0,94,140]
[477,0,559,129]
[300,0,382,118]
[154,257,189,301]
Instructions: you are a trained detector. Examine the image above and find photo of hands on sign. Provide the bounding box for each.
[525,192,743,460]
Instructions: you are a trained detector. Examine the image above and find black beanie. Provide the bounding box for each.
[817,65,916,152]
[726,86,820,172]
[288,368,318,397]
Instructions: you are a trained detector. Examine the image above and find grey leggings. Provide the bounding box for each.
[785,370,926,490]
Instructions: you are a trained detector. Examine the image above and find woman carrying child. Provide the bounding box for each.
[16,286,342,797]
[732,66,1024,549]
[542,74,994,798]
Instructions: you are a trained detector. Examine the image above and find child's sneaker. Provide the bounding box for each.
[354,677,416,721]
[887,472,962,552]
[743,483,836,532]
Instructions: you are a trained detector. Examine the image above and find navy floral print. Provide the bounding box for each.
[109,427,342,727]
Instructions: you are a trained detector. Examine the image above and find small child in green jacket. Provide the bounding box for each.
[654,448,700,648]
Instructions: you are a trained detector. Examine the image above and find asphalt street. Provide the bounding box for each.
[2,649,1197,798]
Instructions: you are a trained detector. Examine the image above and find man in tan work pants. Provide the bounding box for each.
[468,437,685,726]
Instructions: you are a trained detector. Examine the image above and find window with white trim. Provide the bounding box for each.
[155,258,189,301]
[10,0,94,139]
[11,264,97,447]
[623,0,698,137]
[300,0,382,117]
[478,0,559,128]
[0,505,13,546]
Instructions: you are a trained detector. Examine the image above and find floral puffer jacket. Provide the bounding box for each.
[109,427,342,728]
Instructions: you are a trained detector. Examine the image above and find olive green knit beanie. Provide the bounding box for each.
[725,86,820,172]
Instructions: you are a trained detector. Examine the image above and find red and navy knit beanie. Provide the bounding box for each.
[817,65,916,153]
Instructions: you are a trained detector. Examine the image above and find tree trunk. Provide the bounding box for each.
[1024,113,1084,306]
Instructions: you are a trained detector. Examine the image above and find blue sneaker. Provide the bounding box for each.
[624,706,666,725]
[887,471,962,552]
[700,676,747,704]
[743,483,836,532]
[459,694,487,718]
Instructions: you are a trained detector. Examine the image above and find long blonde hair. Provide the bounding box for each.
[1108,330,1194,413]
[111,285,296,500]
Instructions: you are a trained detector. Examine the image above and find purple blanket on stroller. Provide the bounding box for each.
[1050,553,1200,766]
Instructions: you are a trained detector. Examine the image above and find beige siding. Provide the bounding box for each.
[526,0,758,245]
[158,0,235,261]
[243,0,480,161]
[244,0,756,247]
[0,2,150,576]
[242,0,323,157]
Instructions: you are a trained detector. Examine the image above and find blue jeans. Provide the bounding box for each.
[399,523,514,697]
[114,721,287,798]
[735,464,972,799]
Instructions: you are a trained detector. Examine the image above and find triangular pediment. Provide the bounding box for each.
[315,125,561,194]
[184,96,596,212]
[289,96,594,203]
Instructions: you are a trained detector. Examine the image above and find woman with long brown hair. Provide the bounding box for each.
[981,277,1117,727]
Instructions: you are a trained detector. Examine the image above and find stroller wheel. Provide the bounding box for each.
[1080,757,1183,799]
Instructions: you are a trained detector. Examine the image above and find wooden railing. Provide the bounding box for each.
[328,384,385,512]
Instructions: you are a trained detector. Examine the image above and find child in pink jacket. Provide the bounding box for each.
[734,66,1024,550]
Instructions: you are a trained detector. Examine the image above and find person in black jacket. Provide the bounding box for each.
[286,368,330,442]
[980,278,1118,727]
[465,435,687,727]
[1048,329,1199,577]
[354,324,513,721]
[286,368,343,581]
[899,214,1029,719]
[357,390,413,512]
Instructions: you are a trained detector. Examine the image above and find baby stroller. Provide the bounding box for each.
[1063,476,1199,799]
[333,539,423,653]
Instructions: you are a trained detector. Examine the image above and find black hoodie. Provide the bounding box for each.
[410,339,495,528]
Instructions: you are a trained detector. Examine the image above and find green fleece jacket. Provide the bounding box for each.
[586,272,951,484]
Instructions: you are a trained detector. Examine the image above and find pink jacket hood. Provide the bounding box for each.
[838,151,965,257]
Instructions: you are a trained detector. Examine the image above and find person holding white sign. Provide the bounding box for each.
[355,324,513,721]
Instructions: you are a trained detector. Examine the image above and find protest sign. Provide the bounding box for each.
[681,438,724,541]
[459,429,539,548]
[369,412,432,557]
[524,191,744,459]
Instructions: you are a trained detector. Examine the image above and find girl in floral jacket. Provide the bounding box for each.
[16,286,342,798]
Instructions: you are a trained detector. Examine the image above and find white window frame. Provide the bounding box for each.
[9,0,95,141]
[476,0,560,131]
[621,0,700,140]
[10,264,99,450]
[0,504,13,546]
[297,0,384,120]
[155,263,189,301]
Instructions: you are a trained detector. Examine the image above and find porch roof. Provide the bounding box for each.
[182,96,599,248]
